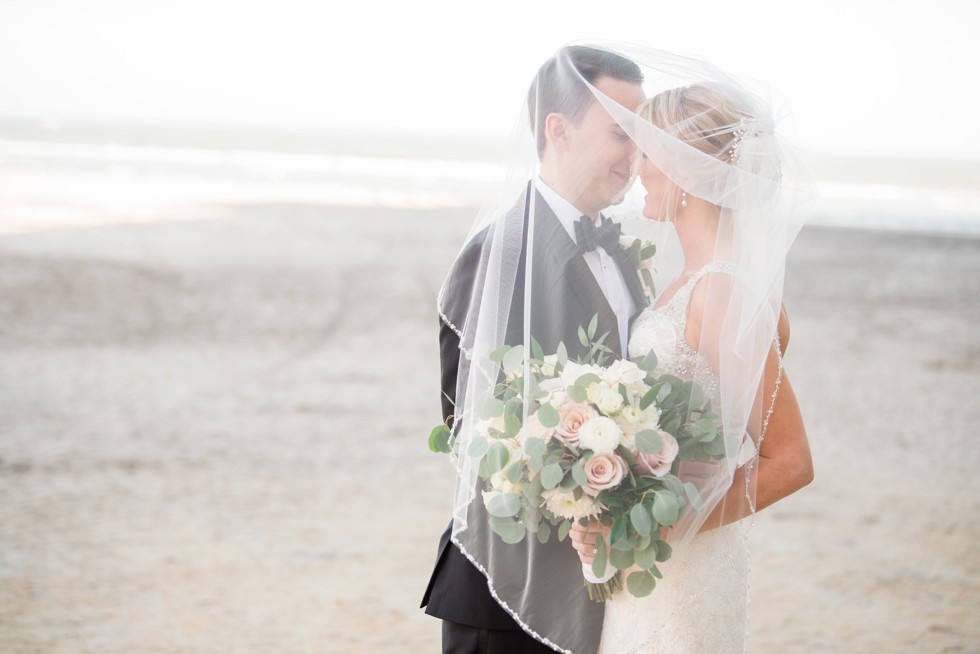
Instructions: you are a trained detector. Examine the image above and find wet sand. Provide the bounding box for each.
[1,196,978,652]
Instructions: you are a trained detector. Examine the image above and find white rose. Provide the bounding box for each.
[560,361,603,388]
[603,359,647,391]
[587,382,624,415]
[577,416,623,455]
[538,377,568,409]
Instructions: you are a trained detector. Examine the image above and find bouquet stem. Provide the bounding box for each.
[585,571,623,602]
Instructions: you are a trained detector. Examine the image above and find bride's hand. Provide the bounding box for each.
[569,520,611,565]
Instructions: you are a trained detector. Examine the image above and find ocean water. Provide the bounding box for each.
[1,119,978,236]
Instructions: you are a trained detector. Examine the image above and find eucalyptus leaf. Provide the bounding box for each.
[428,425,451,453]
[482,396,504,419]
[486,493,521,518]
[486,442,510,475]
[556,341,568,365]
[489,517,525,544]
[655,540,673,562]
[523,437,546,457]
[505,412,522,438]
[652,491,680,526]
[489,345,510,363]
[592,533,608,579]
[634,543,659,570]
[537,403,559,428]
[609,547,635,570]
[505,461,523,485]
[537,521,552,544]
[626,571,656,597]
[467,437,489,458]
[610,516,634,551]
[567,384,587,403]
[559,469,579,491]
[588,314,598,340]
[571,461,588,485]
[558,520,572,542]
[540,463,563,490]
[502,345,525,375]
[531,337,544,361]
[630,503,652,536]
[635,430,663,455]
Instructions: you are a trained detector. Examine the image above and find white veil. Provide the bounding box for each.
[435,42,814,653]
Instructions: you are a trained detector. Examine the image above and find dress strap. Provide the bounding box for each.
[673,261,737,310]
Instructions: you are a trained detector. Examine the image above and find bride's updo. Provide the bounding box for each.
[638,82,753,164]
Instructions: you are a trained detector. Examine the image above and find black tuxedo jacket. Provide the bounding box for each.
[421,186,646,652]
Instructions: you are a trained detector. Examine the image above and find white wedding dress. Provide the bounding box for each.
[598,262,750,654]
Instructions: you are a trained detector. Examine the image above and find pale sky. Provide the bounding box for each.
[0,0,977,158]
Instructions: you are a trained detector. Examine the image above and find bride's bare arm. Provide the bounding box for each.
[686,275,813,532]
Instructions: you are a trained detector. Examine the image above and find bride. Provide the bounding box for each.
[570,81,814,653]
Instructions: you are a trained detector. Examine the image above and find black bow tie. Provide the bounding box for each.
[575,215,622,254]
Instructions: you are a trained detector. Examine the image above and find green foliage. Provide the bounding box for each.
[592,532,608,579]
[486,442,509,475]
[486,493,521,518]
[635,430,663,455]
[540,463,563,490]
[652,491,680,526]
[537,402,559,428]
[428,425,452,453]
[630,502,652,536]
[634,542,659,570]
[489,517,525,544]
[627,571,656,597]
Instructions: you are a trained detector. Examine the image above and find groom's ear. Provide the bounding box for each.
[544,112,571,152]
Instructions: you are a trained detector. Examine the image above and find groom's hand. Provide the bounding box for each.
[569,520,611,566]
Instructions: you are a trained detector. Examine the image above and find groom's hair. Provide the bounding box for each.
[528,46,643,155]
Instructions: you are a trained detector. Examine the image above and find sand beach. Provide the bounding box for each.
[0,154,978,653]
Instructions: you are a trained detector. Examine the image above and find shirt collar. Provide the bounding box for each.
[534,176,598,245]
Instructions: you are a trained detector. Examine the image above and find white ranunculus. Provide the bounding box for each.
[587,382,624,415]
[577,416,623,455]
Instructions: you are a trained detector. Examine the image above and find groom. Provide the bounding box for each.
[422,46,647,653]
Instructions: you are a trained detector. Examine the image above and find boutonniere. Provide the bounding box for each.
[619,236,657,302]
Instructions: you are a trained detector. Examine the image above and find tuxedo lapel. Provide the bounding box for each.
[530,195,623,357]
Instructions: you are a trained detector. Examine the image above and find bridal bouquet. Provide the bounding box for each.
[430,316,727,601]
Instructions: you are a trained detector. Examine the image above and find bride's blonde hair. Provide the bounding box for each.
[638,82,750,163]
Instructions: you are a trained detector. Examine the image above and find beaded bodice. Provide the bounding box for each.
[627,261,736,405]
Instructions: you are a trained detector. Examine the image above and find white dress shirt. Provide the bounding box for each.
[535,178,636,356]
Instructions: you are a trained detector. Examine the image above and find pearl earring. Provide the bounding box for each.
[681,191,688,209]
